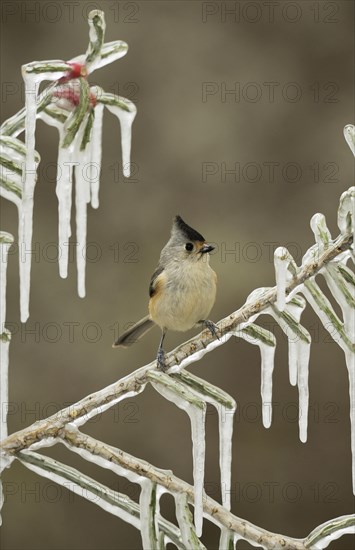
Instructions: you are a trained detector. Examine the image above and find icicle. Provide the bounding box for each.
[297,341,310,443]
[0,480,3,527]
[174,492,206,550]
[74,129,91,298]
[0,455,14,526]
[288,342,298,386]
[274,247,291,311]
[345,349,355,495]
[189,407,205,538]
[38,109,75,280]
[0,233,13,329]
[0,336,10,442]
[0,233,14,443]
[89,97,104,208]
[57,136,75,278]
[266,302,311,440]
[218,406,235,508]
[343,124,355,157]
[173,369,236,537]
[149,372,206,538]
[259,344,275,429]
[174,371,236,511]
[104,99,137,177]
[21,73,39,322]
[74,175,87,296]
[219,528,234,550]
[19,65,68,320]
[287,296,311,392]
[235,324,276,429]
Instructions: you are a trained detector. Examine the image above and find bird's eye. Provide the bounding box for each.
[185,242,194,251]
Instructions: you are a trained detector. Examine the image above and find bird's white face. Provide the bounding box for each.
[161,237,215,266]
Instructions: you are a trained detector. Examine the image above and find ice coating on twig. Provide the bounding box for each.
[343,124,355,157]
[139,480,159,549]
[323,263,355,336]
[62,427,144,485]
[307,514,355,549]
[168,334,230,374]
[18,450,141,529]
[337,187,354,246]
[311,213,332,250]
[71,386,146,427]
[274,246,291,311]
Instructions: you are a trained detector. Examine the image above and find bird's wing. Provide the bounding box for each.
[149,265,165,297]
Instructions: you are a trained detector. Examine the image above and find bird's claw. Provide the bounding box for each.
[202,320,220,340]
[157,348,167,371]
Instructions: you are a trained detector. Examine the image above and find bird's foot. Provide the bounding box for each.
[157,348,167,371]
[201,319,220,340]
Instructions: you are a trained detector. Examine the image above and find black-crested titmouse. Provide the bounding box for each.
[113,215,218,370]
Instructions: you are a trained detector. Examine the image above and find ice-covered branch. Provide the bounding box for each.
[304,514,355,549]
[0,223,352,456]
[12,430,354,550]
[17,450,185,548]
[24,426,349,550]
[0,9,136,320]
[59,428,307,550]
[1,184,353,547]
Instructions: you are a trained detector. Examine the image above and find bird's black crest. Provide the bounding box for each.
[174,215,205,242]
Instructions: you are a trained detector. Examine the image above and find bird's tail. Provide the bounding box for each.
[112,315,154,348]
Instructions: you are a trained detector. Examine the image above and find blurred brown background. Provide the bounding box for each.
[1,1,354,549]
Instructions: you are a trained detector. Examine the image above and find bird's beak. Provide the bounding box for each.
[200,243,215,254]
